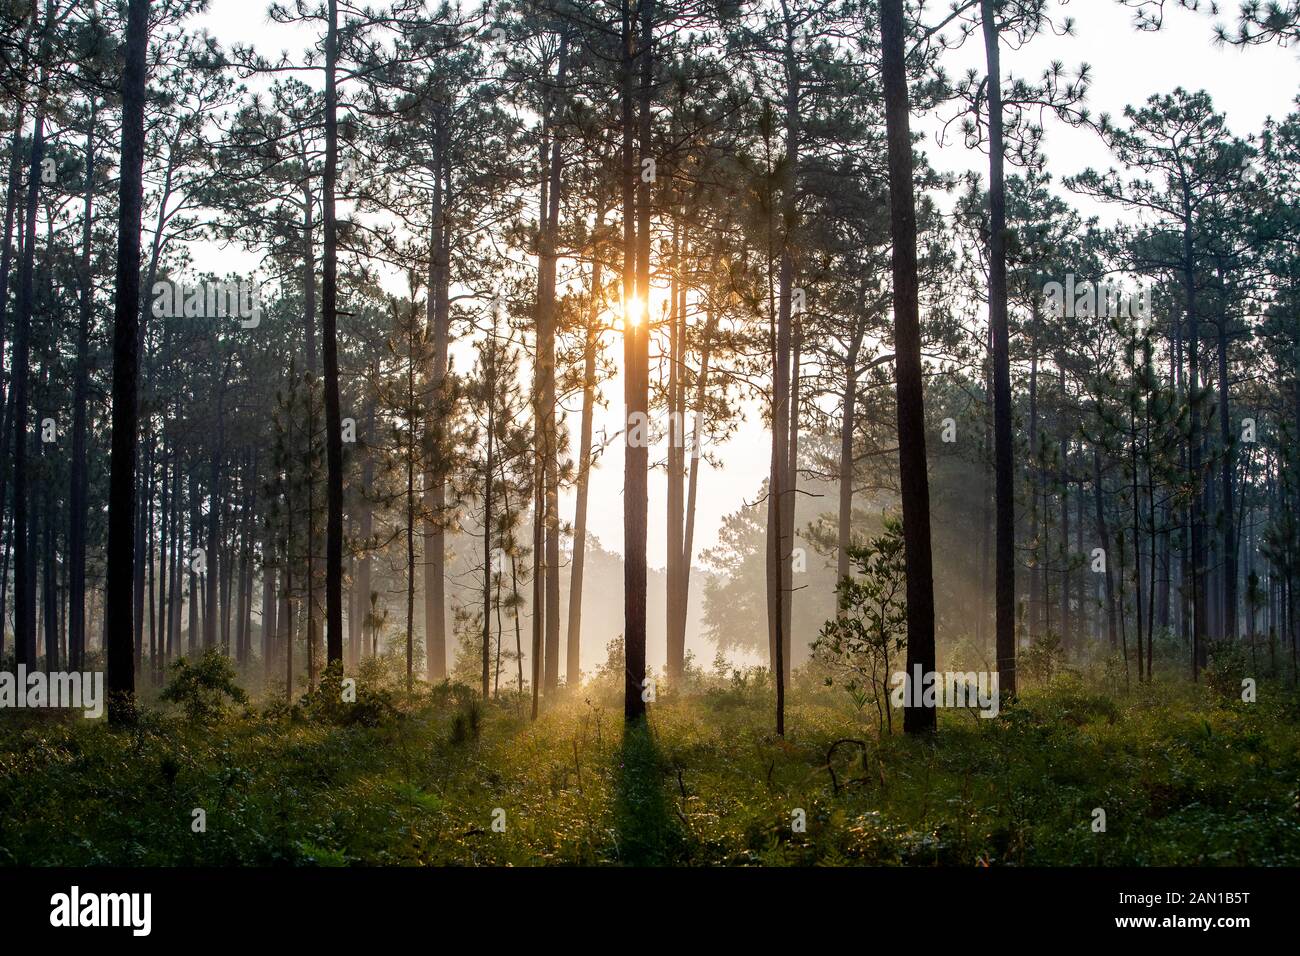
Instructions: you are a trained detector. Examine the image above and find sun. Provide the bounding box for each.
[611,293,646,331]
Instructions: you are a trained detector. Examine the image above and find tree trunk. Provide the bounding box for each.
[666,226,685,685]
[424,110,450,684]
[482,330,496,700]
[69,103,94,671]
[356,394,374,666]
[621,0,651,725]
[12,91,47,670]
[837,316,866,586]
[567,231,604,687]
[322,0,344,672]
[677,313,715,651]
[1027,327,1040,640]
[981,0,1017,696]
[1217,304,1236,640]
[1094,446,1118,651]
[0,103,28,661]
[540,36,569,693]
[106,0,151,723]
[882,0,938,734]
[766,7,800,730]
[1183,190,1206,677]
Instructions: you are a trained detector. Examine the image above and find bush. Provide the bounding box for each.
[1020,631,1064,686]
[449,699,481,745]
[812,515,907,735]
[159,650,249,723]
[1204,640,1249,701]
[301,662,400,727]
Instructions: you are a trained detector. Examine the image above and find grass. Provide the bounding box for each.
[1,665,1299,866]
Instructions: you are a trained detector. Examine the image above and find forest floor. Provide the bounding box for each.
[2,659,1300,866]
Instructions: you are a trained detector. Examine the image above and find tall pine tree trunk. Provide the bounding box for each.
[621,0,651,725]
[882,0,938,734]
[69,103,94,670]
[567,233,604,687]
[424,111,449,683]
[322,0,344,670]
[1185,204,1206,677]
[1218,306,1236,639]
[982,0,1016,695]
[12,73,48,670]
[677,313,714,650]
[837,313,866,589]
[539,32,569,692]
[106,0,151,723]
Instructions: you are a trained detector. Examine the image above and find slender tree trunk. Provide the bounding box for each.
[981,0,1016,696]
[321,0,344,672]
[1130,383,1144,681]
[1027,328,1040,640]
[357,394,374,665]
[42,450,56,669]
[567,234,604,687]
[105,0,150,722]
[188,478,200,653]
[765,6,800,731]
[1061,427,1071,649]
[837,317,866,587]
[1217,306,1236,639]
[540,33,570,693]
[12,78,48,671]
[0,104,28,657]
[482,333,496,700]
[666,227,685,685]
[424,112,450,684]
[406,358,416,694]
[168,464,182,665]
[1094,446,1118,651]
[677,313,715,650]
[530,471,543,718]
[621,0,651,725]
[882,0,938,734]
[1184,197,1205,677]
[782,326,800,676]
[68,103,94,670]
[158,450,171,678]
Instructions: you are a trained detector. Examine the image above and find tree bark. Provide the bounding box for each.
[540,32,569,693]
[621,0,650,724]
[69,102,94,670]
[424,108,449,683]
[322,0,344,670]
[981,0,1016,696]
[837,312,866,586]
[106,0,151,723]
[567,228,604,687]
[882,0,938,734]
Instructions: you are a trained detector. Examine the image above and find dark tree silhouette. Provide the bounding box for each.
[880,0,937,734]
[106,0,151,724]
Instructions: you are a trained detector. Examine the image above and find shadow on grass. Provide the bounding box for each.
[614,717,687,866]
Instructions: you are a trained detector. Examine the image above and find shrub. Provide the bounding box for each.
[301,662,400,727]
[1204,640,1249,701]
[1020,631,1064,685]
[813,515,907,736]
[159,649,249,723]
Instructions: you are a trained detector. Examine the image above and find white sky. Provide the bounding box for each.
[186,0,1300,572]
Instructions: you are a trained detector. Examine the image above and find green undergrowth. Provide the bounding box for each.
[1,667,1298,866]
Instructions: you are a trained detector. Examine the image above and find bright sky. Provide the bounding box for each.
[186,0,1299,572]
